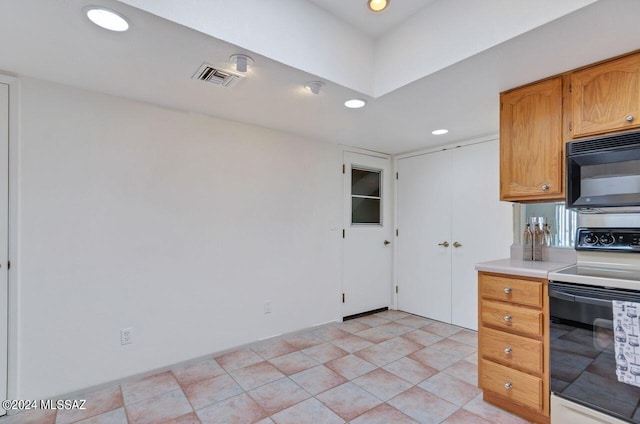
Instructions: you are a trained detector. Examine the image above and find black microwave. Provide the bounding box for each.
[567,130,640,211]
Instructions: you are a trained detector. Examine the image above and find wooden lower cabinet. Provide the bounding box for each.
[478,272,550,423]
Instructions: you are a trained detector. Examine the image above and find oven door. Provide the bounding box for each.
[549,281,640,423]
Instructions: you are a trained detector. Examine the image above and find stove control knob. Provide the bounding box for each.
[600,233,615,245]
[584,233,598,245]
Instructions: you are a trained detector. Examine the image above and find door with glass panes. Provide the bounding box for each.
[342,151,393,317]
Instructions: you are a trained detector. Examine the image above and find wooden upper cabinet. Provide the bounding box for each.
[571,53,640,138]
[500,77,564,201]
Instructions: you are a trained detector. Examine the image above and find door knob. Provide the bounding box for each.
[384,240,390,246]
[438,241,449,247]
[453,242,462,248]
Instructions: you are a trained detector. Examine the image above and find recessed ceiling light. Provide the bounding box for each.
[368,0,390,13]
[84,7,129,32]
[344,99,367,109]
[432,129,449,135]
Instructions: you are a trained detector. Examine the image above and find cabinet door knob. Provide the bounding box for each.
[504,287,512,294]
[627,115,634,122]
[503,314,512,322]
[453,242,462,248]
[438,241,449,247]
[504,347,512,354]
[504,382,512,390]
[541,184,550,191]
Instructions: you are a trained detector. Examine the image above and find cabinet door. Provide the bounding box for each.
[396,150,452,323]
[572,53,640,137]
[500,77,563,201]
[451,140,511,330]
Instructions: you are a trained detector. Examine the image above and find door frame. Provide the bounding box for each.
[340,146,394,319]
[0,73,19,406]
[392,134,500,311]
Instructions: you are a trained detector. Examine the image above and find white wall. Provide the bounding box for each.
[14,78,343,399]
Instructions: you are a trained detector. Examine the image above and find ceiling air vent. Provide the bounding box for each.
[192,63,243,88]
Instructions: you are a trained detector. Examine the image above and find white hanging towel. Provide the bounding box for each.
[613,300,640,388]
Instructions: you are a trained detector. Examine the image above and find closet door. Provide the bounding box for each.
[397,150,451,322]
[450,140,512,330]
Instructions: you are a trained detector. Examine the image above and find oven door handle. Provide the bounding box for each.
[549,289,613,308]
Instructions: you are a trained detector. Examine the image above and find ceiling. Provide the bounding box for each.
[1,0,640,155]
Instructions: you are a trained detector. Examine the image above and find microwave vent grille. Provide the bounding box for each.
[568,130,640,155]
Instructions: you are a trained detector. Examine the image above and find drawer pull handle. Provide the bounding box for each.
[504,347,512,354]
[505,382,512,390]
[504,287,512,294]
[503,314,512,322]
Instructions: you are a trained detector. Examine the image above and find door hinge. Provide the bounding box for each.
[396,229,399,237]
[7,261,10,270]
[395,285,398,294]
[569,121,572,131]
[342,293,345,303]
[342,229,345,239]
[396,172,398,180]
[569,83,572,93]
[342,164,346,174]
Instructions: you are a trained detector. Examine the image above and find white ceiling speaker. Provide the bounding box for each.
[305,81,325,95]
[229,54,254,73]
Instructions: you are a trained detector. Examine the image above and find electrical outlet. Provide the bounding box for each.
[264,301,272,314]
[121,327,134,345]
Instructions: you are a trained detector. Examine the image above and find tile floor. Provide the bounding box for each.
[2,310,531,424]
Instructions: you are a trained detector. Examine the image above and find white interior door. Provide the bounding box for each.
[450,140,512,330]
[0,83,8,414]
[396,150,452,322]
[342,151,392,317]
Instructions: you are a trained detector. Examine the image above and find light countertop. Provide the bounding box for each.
[476,258,575,279]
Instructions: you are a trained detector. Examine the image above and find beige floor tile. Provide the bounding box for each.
[409,347,468,371]
[443,359,479,386]
[422,322,463,338]
[196,393,266,424]
[401,329,443,347]
[334,320,371,334]
[374,310,412,321]
[215,348,263,372]
[463,394,531,424]
[172,359,225,386]
[229,361,285,391]
[354,327,395,344]
[162,412,202,424]
[1,409,57,424]
[418,372,481,406]
[382,357,439,385]
[126,389,193,424]
[395,315,436,329]
[429,338,477,358]
[251,338,297,360]
[73,408,127,424]
[268,351,319,376]
[355,315,392,327]
[182,373,243,410]
[290,365,347,395]
[282,332,326,350]
[308,325,351,341]
[270,398,344,424]
[448,329,478,347]
[352,368,413,401]
[248,378,310,416]
[441,409,493,424]
[376,322,414,336]
[329,334,373,353]
[302,342,348,363]
[325,354,377,380]
[316,382,382,422]
[388,386,458,424]
[57,385,123,424]
[350,403,419,424]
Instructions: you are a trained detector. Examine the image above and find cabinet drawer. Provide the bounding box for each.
[481,300,543,337]
[481,327,543,374]
[481,359,543,412]
[479,274,543,308]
